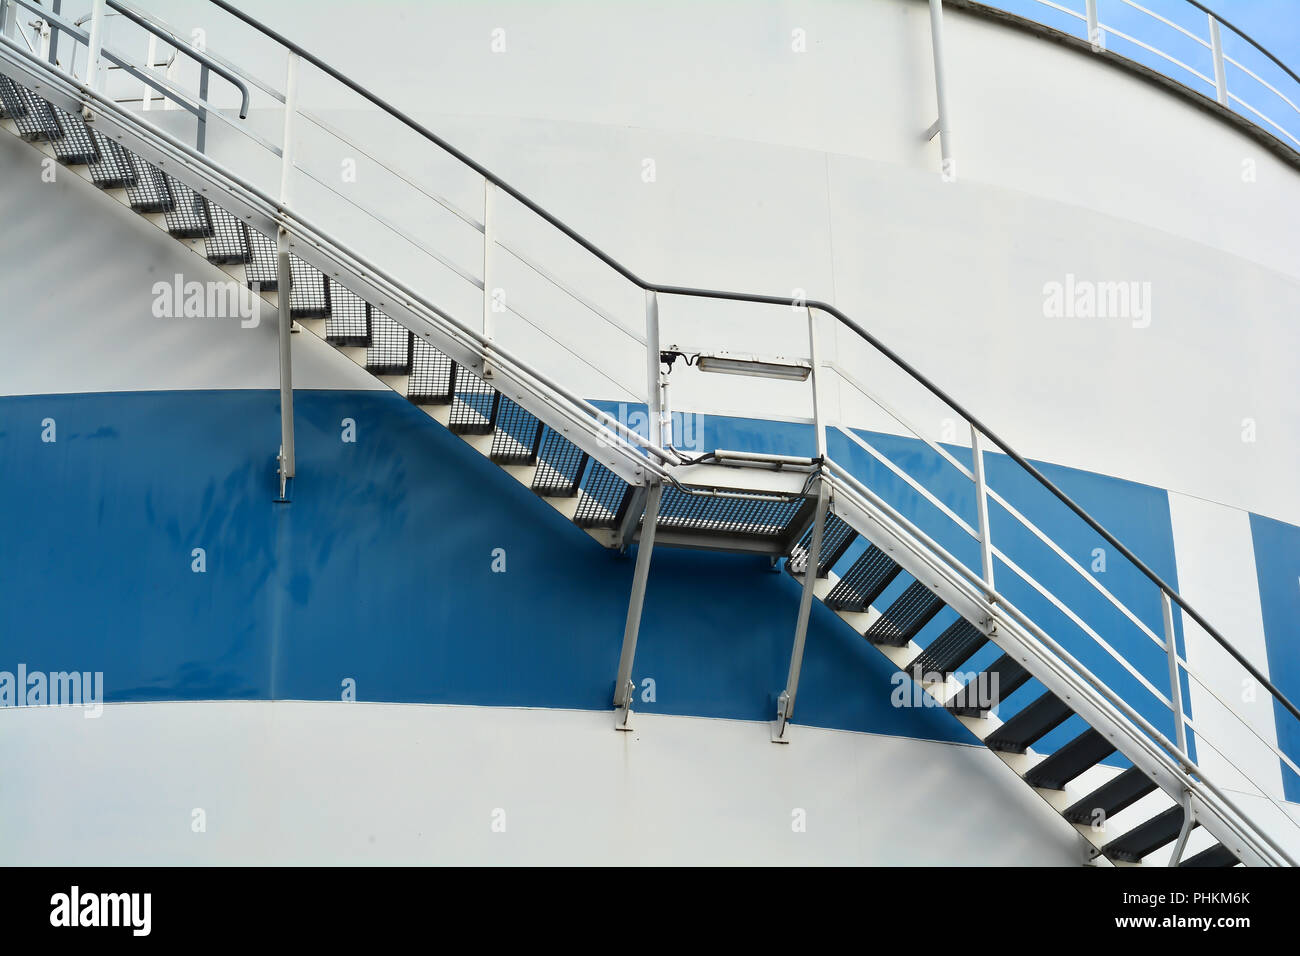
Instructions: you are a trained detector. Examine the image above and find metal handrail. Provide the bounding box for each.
[182,0,1293,728]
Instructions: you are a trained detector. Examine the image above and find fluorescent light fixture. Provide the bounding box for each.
[695,352,811,381]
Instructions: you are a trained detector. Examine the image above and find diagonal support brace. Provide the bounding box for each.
[613,480,663,730]
[773,476,829,742]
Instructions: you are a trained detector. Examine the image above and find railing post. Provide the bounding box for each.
[971,425,995,600]
[82,0,107,95]
[196,64,210,152]
[1085,0,1103,52]
[274,51,300,502]
[1208,15,1229,107]
[645,289,663,449]
[1162,590,1188,755]
[807,307,827,460]
[481,179,496,378]
[48,0,60,68]
[926,0,955,180]
[613,480,663,730]
[772,475,828,743]
[141,33,157,110]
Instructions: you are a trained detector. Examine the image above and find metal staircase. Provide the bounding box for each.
[2,0,1298,867]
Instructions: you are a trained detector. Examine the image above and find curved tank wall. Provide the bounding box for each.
[2,0,1299,863]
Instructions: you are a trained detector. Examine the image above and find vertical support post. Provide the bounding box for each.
[142,34,157,110]
[481,179,496,378]
[773,477,829,743]
[645,289,664,449]
[613,480,663,729]
[971,425,995,600]
[48,0,60,67]
[83,0,107,95]
[926,0,955,180]
[1162,590,1188,755]
[0,1,10,43]
[36,15,50,62]
[196,64,210,153]
[274,52,299,503]
[1085,0,1102,51]
[1208,15,1229,107]
[1169,792,1195,866]
[807,307,827,461]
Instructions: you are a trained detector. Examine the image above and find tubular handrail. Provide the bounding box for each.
[182,0,1297,728]
[1179,0,1300,88]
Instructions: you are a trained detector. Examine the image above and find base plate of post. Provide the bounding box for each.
[613,703,634,731]
[771,690,792,743]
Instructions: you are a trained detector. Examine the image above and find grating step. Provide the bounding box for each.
[1024,727,1116,790]
[324,280,371,346]
[657,485,807,538]
[574,462,633,529]
[87,129,139,188]
[126,160,175,213]
[407,338,455,402]
[824,545,901,612]
[164,178,213,238]
[1103,805,1190,863]
[908,618,986,675]
[205,205,252,263]
[786,513,857,578]
[1,77,61,140]
[490,397,544,464]
[984,691,1073,753]
[1063,766,1157,824]
[865,581,944,647]
[532,429,589,497]
[367,310,414,375]
[1180,843,1238,867]
[948,653,1030,716]
[50,107,98,164]
[448,366,498,434]
[0,75,27,120]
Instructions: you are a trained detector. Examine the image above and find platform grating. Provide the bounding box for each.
[657,486,805,537]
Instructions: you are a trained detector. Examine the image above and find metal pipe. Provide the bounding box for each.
[1085,0,1101,50]
[613,480,663,726]
[927,0,955,175]
[275,52,299,497]
[807,307,827,460]
[481,179,496,377]
[82,0,104,92]
[645,289,662,449]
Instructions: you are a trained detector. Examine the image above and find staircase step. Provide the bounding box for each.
[1024,728,1116,790]
[1103,806,1190,863]
[87,129,139,188]
[532,429,589,497]
[490,397,544,464]
[407,338,454,402]
[824,545,901,612]
[1063,766,1158,824]
[164,177,214,238]
[367,310,414,375]
[865,581,944,647]
[324,279,371,346]
[1180,843,1238,867]
[126,160,175,213]
[574,462,633,529]
[1,77,61,140]
[50,107,99,164]
[908,618,986,675]
[787,513,857,578]
[448,367,498,434]
[947,653,1030,716]
[984,691,1073,753]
